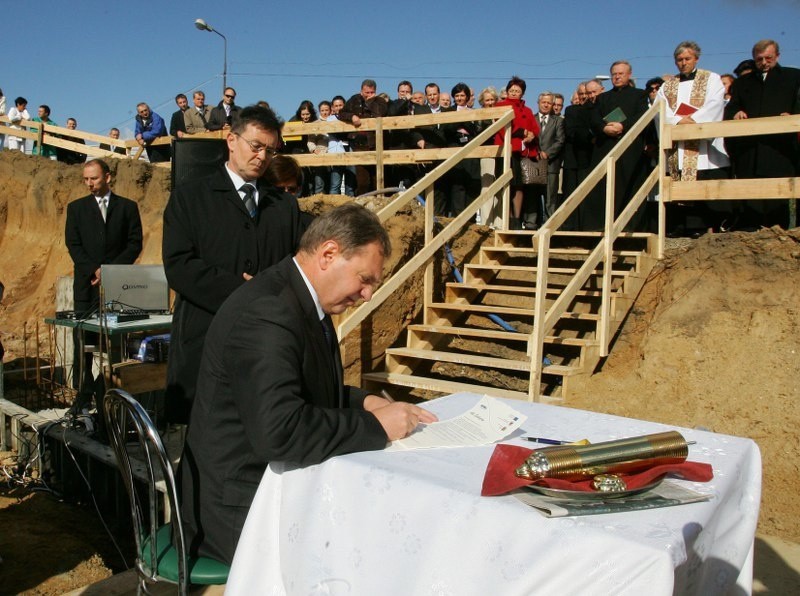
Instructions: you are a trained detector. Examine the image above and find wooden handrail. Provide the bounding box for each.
[663,113,800,145]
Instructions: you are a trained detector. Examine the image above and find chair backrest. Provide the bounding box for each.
[103,388,187,591]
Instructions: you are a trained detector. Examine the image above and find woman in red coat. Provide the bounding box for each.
[494,76,540,229]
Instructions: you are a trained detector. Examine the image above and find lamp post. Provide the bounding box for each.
[194,18,227,93]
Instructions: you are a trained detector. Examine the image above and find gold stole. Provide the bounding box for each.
[663,69,710,181]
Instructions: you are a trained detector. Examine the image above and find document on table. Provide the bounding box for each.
[386,395,527,451]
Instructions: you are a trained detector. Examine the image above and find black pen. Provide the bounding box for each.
[523,437,569,445]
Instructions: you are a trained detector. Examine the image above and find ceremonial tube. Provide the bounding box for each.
[515,431,689,481]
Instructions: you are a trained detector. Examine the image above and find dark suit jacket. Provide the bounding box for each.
[162,166,305,422]
[725,64,800,177]
[535,112,566,173]
[169,108,187,138]
[65,193,143,306]
[207,102,242,131]
[179,256,388,564]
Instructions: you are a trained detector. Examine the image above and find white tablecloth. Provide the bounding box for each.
[227,393,761,595]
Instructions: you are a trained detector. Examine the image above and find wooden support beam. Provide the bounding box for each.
[669,177,800,201]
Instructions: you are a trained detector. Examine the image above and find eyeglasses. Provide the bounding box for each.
[225,94,236,99]
[236,134,280,157]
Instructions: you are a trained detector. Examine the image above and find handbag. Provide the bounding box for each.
[520,156,548,185]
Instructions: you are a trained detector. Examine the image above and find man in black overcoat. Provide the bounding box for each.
[65,159,143,409]
[581,62,649,231]
[162,105,306,423]
[178,204,437,565]
[725,39,800,227]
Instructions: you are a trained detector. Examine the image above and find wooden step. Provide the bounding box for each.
[480,246,643,258]
[446,282,604,298]
[407,324,598,347]
[428,302,601,320]
[388,347,583,377]
[463,264,631,276]
[388,347,530,372]
[362,371,563,403]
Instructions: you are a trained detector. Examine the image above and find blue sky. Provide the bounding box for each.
[3,0,798,138]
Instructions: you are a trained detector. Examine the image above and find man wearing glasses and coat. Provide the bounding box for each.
[162,105,306,424]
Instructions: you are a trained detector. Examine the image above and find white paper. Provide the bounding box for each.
[386,395,527,451]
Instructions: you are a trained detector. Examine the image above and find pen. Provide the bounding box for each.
[523,437,569,445]
[380,389,396,403]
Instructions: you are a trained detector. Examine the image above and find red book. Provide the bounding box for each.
[675,102,699,116]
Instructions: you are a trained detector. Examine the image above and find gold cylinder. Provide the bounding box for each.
[515,431,689,481]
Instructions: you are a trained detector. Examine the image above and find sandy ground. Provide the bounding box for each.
[1,152,799,592]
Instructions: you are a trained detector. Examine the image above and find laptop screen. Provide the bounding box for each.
[100,264,169,313]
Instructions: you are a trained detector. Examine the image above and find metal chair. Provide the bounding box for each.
[103,388,229,594]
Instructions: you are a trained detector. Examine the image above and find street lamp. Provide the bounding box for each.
[194,18,227,93]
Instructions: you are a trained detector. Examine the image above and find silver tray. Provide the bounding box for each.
[525,478,663,500]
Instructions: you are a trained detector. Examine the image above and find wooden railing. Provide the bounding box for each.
[658,113,800,254]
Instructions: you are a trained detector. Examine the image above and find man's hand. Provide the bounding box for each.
[677,116,696,125]
[91,267,102,286]
[604,122,623,137]
[371,402,438,441]
[733,111,748,120]
[242,272,253,281]
[417,139,426,149]
[539,151,549,159]
[351,115,362,128]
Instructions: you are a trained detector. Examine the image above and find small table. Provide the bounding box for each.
[45,314,172,395]
[227,392,761,595]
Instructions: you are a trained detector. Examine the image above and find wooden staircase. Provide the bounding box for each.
[363,229,658,402]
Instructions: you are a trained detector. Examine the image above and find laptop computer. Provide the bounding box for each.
[100,264,170,313]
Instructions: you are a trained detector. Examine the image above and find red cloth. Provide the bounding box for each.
[481,444,714,497]
[493,97,540,158]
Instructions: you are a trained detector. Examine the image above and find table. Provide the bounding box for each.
[45,314,172,394]
[227,392,761,595]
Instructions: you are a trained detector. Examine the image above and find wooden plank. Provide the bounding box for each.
[290,145,502,167]
[480,246,642,258]
[669,178,800,201]
[447,282,604,298]
[387,347,531,371]
[666,114,800,143]
[282,106,512,136]
[407,324,597,346]
[464,264,630,276]
[428,302,601,320]
[361,371,536,401]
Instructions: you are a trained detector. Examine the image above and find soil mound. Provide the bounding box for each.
[568,228,800,540]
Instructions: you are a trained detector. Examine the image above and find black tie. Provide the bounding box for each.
[321,315,344,406]
[241,184,257,218]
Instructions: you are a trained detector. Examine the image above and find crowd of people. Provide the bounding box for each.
[4,36,798,232]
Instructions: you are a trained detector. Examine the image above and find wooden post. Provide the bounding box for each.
[375,117,384,193]
[657,101,668,260]
[501,120,512,230]
[599,158,615,356]
[528,229,551,402]
[423,185,435,325]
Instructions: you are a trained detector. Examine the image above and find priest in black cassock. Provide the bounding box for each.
[580,61,649,231]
